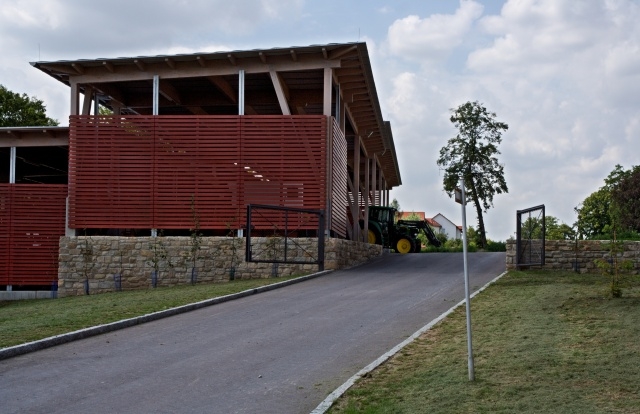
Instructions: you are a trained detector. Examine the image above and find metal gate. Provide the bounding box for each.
[516,204,545,268]
[245,204,325,271]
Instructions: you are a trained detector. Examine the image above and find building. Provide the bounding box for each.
[1,42,401,292]
[432,213,462,240]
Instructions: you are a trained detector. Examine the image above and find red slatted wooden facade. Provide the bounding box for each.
[330,120,348,238]
[69,115,334,232]
[0,184,67,285]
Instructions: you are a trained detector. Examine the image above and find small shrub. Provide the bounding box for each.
[486,240,507,252]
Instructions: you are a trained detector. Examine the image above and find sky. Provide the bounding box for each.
[1,0,639,241]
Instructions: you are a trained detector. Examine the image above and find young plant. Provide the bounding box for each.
[594,229,633,297]
[594,204,634,297]
[225,218,240,280]
[79,233,95,295]
[187,195,203,285]
[147,231,172,288]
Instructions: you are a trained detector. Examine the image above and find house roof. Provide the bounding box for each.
[433,213,460,229]
[29,42,401,187]
[426,218,441,227]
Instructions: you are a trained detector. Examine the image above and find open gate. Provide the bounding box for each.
[516,204,545,268]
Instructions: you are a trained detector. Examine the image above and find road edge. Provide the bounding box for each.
[0,270,332,361]
[310,270,509,414]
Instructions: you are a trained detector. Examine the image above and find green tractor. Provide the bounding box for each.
[362,206,442,253]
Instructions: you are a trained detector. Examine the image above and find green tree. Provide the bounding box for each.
[545,216,575,240]
[521,215,575,240]
[0,84,58,127]
[575,164,640,239]
[437,101,508,248]
[611,166,640,232]
[404,212,422,221]
[575,188,611,238]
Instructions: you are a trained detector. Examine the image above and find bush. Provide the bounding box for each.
[486,240,506,252]
[423,238,477,253]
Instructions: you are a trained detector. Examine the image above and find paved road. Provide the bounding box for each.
[0,252,505,414]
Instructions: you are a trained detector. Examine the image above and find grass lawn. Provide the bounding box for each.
[329,270,640,414]
[0,276,303,349]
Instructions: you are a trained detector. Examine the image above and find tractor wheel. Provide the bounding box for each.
[395,237,415,254]
[367,229,380,244]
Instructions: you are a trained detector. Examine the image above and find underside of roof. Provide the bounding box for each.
[30,42,401,187]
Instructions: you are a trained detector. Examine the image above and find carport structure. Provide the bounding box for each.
[1,42,401,289]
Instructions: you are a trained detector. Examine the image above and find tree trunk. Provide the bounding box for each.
[475,202,487,248]
[468,179,487,248]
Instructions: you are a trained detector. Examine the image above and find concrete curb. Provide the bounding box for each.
[310,270,509,414]
[0,270,332,361]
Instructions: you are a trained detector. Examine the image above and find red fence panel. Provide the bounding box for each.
[241,116,326,231]
[70,116,154,229]
[0,184,67,286]
[69,115,329,231]
[0,186,9,285]
[154,116,242,229]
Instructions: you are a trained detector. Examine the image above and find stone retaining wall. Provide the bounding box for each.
[58,236,382,296]
[506,239,640,273]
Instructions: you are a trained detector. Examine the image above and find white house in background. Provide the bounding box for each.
[432,213,462,240]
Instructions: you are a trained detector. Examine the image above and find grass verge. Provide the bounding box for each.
[0,276,303,348]
[329,271,640,414]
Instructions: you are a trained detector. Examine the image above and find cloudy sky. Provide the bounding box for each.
[2,0,639,241]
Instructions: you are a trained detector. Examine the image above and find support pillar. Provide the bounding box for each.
[353,136,361,241]
[151,75,159,238]
[238,70,245,115]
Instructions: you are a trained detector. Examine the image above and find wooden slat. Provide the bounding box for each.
[0,184,67,286]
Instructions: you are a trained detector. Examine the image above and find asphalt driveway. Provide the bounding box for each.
[0,252,505,413]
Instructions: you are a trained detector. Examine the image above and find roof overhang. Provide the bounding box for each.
[0,126,69,147]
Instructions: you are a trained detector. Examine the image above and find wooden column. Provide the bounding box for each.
[70,81,80,116]
[353,135,361,241]
[323,68,332,117]
[364,154,370,241]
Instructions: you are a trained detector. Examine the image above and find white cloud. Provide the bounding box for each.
[387,0,484,61]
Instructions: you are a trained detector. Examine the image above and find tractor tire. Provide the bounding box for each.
[395,236,415,254]
[368,229,380,244]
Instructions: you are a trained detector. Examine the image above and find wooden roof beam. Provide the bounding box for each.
[207,76,237,104]
[165,58,176,69]
[71,63,85,75]
[103,61,115,73]
[328,45,358,60]
[269,70,291,115]
[158,80,181,104]
[134,59,146,71]
[91,84,127,108]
